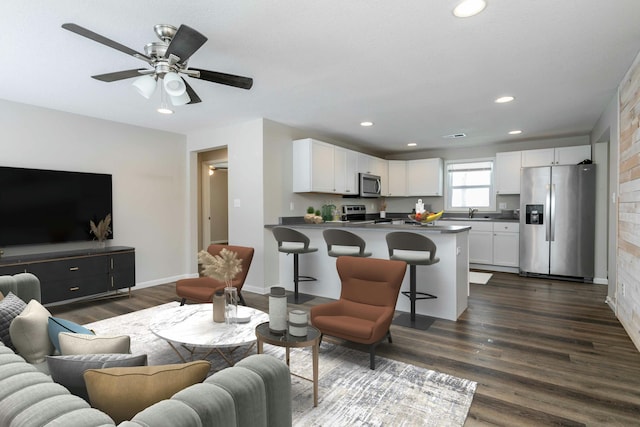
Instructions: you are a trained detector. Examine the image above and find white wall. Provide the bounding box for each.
[0,99,189,288]
[187,119,266,294]
[590,92,620,303]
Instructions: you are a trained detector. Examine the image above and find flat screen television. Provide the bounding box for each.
[0,166,113,247]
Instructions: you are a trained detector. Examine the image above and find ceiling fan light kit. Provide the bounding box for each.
[163,72,186,96]
[61,22,253,114]
[132,75,157,99]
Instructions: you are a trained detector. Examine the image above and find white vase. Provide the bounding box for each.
[269,286,287,335]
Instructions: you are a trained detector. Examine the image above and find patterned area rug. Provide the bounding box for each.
[85,303,477,426]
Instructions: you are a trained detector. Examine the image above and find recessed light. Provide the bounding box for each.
[360,121,374,127]
[407,142,417,147]
[508,130,522,135]
[495,96,515,104]
[453,0,487,18]
[157,107,174,115]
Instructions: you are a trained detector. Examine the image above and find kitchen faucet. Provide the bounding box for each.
[468,208,478,218]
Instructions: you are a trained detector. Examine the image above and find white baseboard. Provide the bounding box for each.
[134,274,197,290]
[593,277,608,285]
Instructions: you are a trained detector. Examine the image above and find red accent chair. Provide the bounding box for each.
[176,244,254,306]
[310,256,407,369]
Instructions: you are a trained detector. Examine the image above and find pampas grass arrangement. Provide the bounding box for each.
[90,213,112,241]
[198,248,243,284]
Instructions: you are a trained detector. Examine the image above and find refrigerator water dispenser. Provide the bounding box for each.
[525,204,544,225]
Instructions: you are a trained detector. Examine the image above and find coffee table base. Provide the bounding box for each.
[164,341,256,366]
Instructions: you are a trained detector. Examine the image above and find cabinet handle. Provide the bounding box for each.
[69,267,79,271]
[69,286,80,291]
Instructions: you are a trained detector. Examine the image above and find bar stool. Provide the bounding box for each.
[271,226,318,304]
[385,231,439,330]
[323,229,372,258]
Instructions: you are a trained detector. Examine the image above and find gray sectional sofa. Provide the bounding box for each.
[0,273,293,426]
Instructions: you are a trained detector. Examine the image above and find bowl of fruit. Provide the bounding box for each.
[408,210,444,225]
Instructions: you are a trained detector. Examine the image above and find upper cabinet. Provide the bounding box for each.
[495,151,522,195]
[406,158,443,196]
[356,153,388,195]
[292,138,357,194]
[521,145,591,167]
[387,160,407,197]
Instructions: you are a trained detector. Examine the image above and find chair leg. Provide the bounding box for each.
[318,333,323,346]
[180,298,186,306]
[387,330,392,344]
[238,292,246,306]
[410,265,417,321]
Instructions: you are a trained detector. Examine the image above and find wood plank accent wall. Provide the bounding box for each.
[618,53,640,350]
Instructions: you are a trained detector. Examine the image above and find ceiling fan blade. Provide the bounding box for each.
[165,25,207,63]
[92,69,147,82]
[182,78,202,104]
[189,68,253,90]
[62,23,152,63]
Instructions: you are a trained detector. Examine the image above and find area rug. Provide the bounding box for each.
[469,271,493,285]
[85,303,477,426]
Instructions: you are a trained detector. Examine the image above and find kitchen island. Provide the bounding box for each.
[265,221,470,321]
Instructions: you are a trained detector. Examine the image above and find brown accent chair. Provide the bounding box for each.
[310,256,407,369]
[176,244,254,306]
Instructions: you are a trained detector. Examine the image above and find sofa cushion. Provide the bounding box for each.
[0,293,27,351]
[9,299,54,364]
[59,332,130,355]
[48,316,94,353]
[83,360,211,424]
[47,353,148,401]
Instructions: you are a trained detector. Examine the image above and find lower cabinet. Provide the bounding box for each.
[439,221,519,268]
[0,247,135,304]
[492,223,519,267]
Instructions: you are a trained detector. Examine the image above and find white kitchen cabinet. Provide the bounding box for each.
[521,145,591,167]
[495,151,522,194]
[387,160,407,197]
[406,158,444,196]
[334,146,358,195]
[293,138,357,194]
[468,221,493,264]
[492,222,519,267]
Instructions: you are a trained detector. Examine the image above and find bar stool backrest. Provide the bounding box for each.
[386,232,439,265]
[272,227,317,254]
[323,229,370,257]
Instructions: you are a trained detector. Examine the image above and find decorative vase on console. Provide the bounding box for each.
[197,248,243,325]
[89,213,112,249]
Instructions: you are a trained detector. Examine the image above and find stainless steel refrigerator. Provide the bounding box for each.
[519,164,596,280]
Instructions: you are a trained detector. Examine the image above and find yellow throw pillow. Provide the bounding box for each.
[83,360,211,423]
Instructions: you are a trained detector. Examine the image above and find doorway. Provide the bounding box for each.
[198,148,229,250]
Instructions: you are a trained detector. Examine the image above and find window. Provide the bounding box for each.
[445,159,495,211]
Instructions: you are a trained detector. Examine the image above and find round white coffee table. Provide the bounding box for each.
[149,304,268,365]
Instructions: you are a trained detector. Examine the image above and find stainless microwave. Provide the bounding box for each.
[359,173,381,198]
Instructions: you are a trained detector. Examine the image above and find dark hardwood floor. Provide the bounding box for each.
[49,272,640,426]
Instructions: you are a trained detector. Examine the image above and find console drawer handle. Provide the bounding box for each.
[69,286,80,291]
[69,267,80,271]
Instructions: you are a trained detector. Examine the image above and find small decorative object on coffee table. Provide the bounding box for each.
[255,322,320,407]
[198,248,243,324]
[213,290,225,323]
[268,286,287,335]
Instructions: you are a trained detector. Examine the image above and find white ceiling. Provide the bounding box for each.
[3,1,640,155]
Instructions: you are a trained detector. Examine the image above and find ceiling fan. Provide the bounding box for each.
[61,23,253,113]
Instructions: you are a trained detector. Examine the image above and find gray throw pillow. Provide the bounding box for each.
[46,353,148,401]
[0,292,27,351]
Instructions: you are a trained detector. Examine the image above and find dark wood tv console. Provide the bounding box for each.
[0,246,135,305]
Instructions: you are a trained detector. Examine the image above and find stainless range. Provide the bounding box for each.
[341,204,367,221]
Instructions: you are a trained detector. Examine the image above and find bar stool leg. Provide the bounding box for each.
[288,253,316,304]
[392,264,436,330]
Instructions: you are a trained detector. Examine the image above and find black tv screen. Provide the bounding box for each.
[0,166,113,247]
